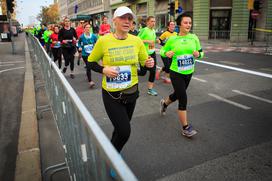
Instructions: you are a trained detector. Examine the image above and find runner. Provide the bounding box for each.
[128,21,138,36]
[43,24,53,56]
[157,21,177,83]
[160,12,204,138]
[98,16,111,36]
[137,16,158,96]
[50,25,62,69]
[78,23,97,88]
[88,6,154,178]
[76,20,85,65]
[58,17,78,79]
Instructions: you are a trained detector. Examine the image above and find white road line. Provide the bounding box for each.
[0,67,24,74]
[0,64,14,67]
[219,60,243,66]
[0,61,24,64]
[192,76,207,82]
[208,93,251,110]
[232,90,272,104]
[196,60,272,79]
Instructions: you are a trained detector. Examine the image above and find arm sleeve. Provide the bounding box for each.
[89,62,104,73]
[58,29,63,42]
[73,28,78,39]
[138,40,148,67]
[78,36,83,48]
[194,35,204,59]
[160,36,172,57]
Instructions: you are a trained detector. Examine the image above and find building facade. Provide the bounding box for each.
[58,0,272,41]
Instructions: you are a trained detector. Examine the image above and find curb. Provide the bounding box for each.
[14,39,41,181]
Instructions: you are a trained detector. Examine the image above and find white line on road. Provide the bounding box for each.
[192,76,207,82]
[0,64,14,67]
[0,61,24,64]
[208,93,251,110]
[232,90,272,104]
[196,60,272,79]
[219,60,243,66]
[0,67,24,74]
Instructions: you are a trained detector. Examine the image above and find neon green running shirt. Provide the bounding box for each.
[160,33,204,75]
[138,27,156,55]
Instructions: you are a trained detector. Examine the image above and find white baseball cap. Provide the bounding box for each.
[113,6,135,19]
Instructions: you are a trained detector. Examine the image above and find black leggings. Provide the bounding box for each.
[62,47,75,71]
[102,89,137,152]
[161,56,172,74]
[82,56,92,82]
[138,52,156,82]
[51,48,62,68]
[169,71,192,110]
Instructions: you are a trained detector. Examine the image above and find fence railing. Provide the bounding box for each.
[26,33,138,181]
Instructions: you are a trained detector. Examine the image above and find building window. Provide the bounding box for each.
[209,10,231,39]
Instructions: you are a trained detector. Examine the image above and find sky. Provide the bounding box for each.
[16,0,54,26]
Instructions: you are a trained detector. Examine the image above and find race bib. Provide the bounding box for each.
[148,44,155,54]
[106,66,132,89]
[84,44,94,54]
[177,55,194,71]
[53,41,61,48]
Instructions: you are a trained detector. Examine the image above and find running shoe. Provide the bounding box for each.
[89,81,95,88]
[163,78,171,84]
[181,125,197,138]
[70,74,75,79]
[160,99,167,116]
[148,89,158,96]
[62,67,67,73]
[110,168,116,179]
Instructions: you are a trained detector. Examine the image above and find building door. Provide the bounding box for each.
[209,10,231,39]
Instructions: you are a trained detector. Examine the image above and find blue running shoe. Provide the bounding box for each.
[182,124,197,138]
[148,88,158,96]
[110,168,117,179]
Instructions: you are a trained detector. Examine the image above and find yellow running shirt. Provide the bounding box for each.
[88,33,148,92]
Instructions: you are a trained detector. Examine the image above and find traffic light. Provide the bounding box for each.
[168,2,175,16]
[6,0,15,14]
[253,0,263,11]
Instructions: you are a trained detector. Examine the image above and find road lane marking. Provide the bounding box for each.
[0,64,14,67]
[0,67,24,74]
[196,60,272,79]
[219,60,243,66]
[208,93,251,110]
[192,76,207,82]
[0,61,24,64]
[232,90,272,104]
[260,68,272,72]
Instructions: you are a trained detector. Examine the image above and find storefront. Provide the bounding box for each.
[209,0,232,39]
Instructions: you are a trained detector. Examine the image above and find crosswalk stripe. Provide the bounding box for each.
[232,90,272,104]
[208,93,251,110]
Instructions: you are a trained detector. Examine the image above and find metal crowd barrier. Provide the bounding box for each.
[26,34,137,181]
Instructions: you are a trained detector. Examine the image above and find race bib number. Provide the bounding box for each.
[106,66,132,89]
[177,55,194,71]
[84,44,94,54]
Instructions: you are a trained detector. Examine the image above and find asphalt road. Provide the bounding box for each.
[66,50,272,180]
[0,35,25,181]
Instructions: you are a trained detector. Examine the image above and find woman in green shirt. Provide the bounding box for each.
[160,12,204,138]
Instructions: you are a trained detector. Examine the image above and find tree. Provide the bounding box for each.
[37,3,59,25]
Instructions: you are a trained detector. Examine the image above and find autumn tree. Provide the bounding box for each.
[37,3,59,24]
